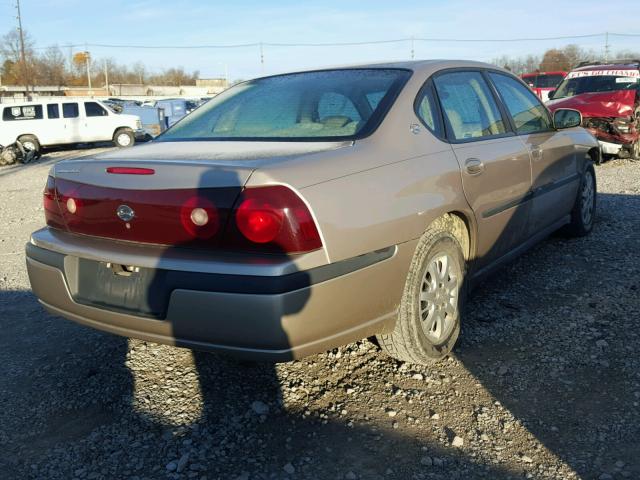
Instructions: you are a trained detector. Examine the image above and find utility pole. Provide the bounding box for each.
[604,31,610,63]
[15,0,30,93]
[104,60,109,93]
[410,36,415,60]
[86,52,92,89]
[67,44,73,73]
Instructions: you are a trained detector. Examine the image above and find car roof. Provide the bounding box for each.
[573,63,640,72]
[257,59,507,79]
[0,96,104,103]
[521,71,567,77]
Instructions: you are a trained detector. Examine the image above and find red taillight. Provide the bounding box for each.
[236,198,284,243]
[227,186,322,253]
[43,179,322,254]
[43,176,65,229]
[106,167,155,175]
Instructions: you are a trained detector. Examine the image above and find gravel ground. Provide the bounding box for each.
[1,148,639,480]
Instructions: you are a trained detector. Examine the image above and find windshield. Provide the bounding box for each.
[158,69,411,141]
[554,72,639,99]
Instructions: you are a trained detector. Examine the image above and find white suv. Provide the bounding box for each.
[0,98,144,152]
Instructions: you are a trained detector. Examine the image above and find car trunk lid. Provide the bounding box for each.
[46,140,347,247]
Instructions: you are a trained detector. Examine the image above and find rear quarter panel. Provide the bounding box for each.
[299,142,465,263]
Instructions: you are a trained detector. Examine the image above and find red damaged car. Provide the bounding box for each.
[521,71,567,102]
[546,61,640,159]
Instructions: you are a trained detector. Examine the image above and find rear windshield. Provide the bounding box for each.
[524,74,565,89]
[158,69,411,141]
[554,72,639,99]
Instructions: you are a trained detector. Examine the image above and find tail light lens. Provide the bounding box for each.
[43,179,322,254]
[46,178,238,247]
[227,186,322,253]
[43,176,65,230]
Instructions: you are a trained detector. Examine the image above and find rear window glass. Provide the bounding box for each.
[535,74,565,88]
[317,92,362,122]
[523,74,565,88]
[415,83,444,137]
[158,69,411,141]
[47,104,60,119]
[63,103,79,118]
[2,105,43,121]
[366,91,386,109]
[434,71,507,140]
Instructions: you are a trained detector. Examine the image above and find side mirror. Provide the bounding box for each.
[547,89,555,100]
[553,108,582,129]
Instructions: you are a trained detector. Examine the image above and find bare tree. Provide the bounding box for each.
[0,29,35,86]
[38,46,67,85]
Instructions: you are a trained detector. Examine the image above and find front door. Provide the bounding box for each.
[433,70,533,270]
[82,101,112,142]
[486,72,580,235]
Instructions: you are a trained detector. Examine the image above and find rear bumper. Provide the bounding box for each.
[25,236,410,361]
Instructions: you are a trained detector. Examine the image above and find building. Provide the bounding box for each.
[196,78,228,93]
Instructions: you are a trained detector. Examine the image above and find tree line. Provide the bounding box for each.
[492,44,640,75]
[4,29,640,87]
[0,30,200,88]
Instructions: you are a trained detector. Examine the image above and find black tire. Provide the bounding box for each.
[632,109,640,160]
[113,128,135,148]
[377,215,467,364]
[563,164,596,237]
[17,135,40,154]
[631,139,640,160]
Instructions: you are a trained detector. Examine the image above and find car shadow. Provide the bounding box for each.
[0,286,524,479]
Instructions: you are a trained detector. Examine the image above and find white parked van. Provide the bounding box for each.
[0,98,144,152]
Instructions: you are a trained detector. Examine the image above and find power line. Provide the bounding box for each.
[30,32,640,51]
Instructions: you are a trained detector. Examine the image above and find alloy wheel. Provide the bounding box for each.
[419,253,459,343]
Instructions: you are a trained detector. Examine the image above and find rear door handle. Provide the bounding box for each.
[465,158,484,175]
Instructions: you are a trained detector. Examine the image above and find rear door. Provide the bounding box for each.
[432,70,533,269]
[486,72,579,235]
[43,103,66,145]
[61,102,82,143]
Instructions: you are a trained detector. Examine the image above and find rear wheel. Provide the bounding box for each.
[113,128,135,148]
[377,216,466,364]
[17,135,40,154]
[563,164,596,237]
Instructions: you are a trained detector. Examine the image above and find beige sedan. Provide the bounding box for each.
[26,60,599,364]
